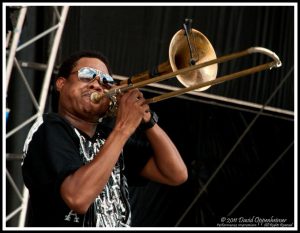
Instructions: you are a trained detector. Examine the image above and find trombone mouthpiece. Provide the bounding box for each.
[91,92,102,103]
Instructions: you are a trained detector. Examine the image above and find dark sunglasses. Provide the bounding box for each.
[71,67,114,86]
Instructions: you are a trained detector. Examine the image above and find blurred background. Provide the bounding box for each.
[5,3,296,228]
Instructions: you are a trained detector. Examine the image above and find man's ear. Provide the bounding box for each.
[56,77,66,92]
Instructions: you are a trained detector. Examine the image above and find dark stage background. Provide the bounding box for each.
[6,5,295,228]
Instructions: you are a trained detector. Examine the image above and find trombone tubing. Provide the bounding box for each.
[107,47,282,101]
[147,60,277,104]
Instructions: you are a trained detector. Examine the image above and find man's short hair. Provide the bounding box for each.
[57,50,112,79]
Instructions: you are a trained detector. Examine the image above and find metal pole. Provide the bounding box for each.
[38,6,69,114]
[6,6,27,92]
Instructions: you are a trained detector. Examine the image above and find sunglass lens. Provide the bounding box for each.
[78,68,96,82]
[78,67,114,86]
[101,74,114,84]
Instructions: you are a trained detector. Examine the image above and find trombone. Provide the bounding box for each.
[91,28,282,105]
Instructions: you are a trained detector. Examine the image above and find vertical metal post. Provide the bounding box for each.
[38,6,69,114]
[6,6,27,91]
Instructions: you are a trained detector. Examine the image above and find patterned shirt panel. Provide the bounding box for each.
[72,128,131,227]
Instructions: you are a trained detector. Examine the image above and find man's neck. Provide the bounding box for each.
[59,111,98,138]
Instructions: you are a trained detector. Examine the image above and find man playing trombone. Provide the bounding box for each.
[21,50,188,227]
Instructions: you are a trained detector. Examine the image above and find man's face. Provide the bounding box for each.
[56,57,111,122]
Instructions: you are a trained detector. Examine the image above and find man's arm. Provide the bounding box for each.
[140,123,188,186]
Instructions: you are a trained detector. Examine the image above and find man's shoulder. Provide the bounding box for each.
[43,112,64,122]
[43,112,73,128]
[34,113,77,140]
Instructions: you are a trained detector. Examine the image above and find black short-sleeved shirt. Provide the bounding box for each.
[22,113,152,227]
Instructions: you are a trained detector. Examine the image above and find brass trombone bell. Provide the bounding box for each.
[169,28,217,91]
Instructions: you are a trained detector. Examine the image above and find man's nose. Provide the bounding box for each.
[92,75,105,85]
[88,76,102,90]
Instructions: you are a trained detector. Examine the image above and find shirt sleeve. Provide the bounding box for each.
[22,114,83,200]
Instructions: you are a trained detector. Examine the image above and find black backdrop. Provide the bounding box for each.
[6,4,295,228]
